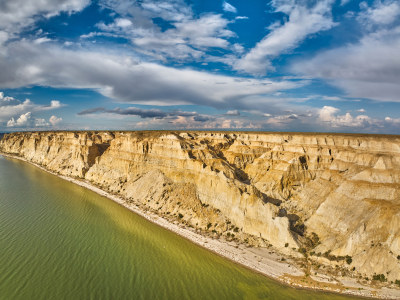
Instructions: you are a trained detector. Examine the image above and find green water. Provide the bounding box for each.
[0,156,357,300]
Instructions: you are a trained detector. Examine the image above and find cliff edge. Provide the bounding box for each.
[1,131,400,284]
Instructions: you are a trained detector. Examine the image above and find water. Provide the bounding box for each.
[0,155,357,300]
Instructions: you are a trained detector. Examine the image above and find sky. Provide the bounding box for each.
[0,0,399,133]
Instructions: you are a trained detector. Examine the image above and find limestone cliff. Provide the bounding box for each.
[1,131,400,282]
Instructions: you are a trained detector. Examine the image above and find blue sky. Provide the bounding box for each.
[0,0,399,133]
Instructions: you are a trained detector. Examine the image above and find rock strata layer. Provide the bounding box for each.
[1,131,400,281]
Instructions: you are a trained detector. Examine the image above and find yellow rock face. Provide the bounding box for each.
[2,131,400,280]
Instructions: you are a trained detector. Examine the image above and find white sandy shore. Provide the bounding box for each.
[1,152,400,299]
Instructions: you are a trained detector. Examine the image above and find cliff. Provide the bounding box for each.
[1,131,400,282]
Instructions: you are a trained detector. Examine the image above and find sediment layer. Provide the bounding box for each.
[1,131,400,283]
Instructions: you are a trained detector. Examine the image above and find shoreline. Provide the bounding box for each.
[1,152,400,299]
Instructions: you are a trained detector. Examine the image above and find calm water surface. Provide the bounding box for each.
[0,156,358,299]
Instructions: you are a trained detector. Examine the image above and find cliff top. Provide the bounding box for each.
[2,130,400,139]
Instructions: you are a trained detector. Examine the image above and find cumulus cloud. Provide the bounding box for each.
[0,91,20,105]
[234,0,336,74]
[50,100,62,108]
[292,26,400,102]
[115,18,133,28]
[49,115,63,126]
[259,106,391,132]
[0,0,89,36]
[358,0,400,26]
[40,100,63,110]
[318,106,376,128]
[223,1,237,13]
[7,112,32,127]
[6,112,63,128]
[385,116,400,126]
[0,92,63,122]
[1,97,34,121]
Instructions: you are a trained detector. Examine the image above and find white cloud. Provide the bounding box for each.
[138,0,193,22]
[0,42,304,110]
[319,105,339,122]
[33,37,52,44]
[130,111,263,130]
[292,26,400,102]
[385,117,400,126]
[165,116,260,129]
[232,43,245,54]
[322,96,342,101]
[357,108,366,113]
[1,98,34,121]
[97,14,232,59]
[358,1,400,26]
[234,0,336,74]
[266,113,299,125]
[51,100,62,108]
[7,112,52,128]
[223,1,237,13]
[35,118,50,127]
[49,115,63,126]
[0,0,90,34]
[235,16,248,20]
[0,91,17,103]
[7,112,31,127]
[115,18,133,28]
[40,100,63,110]
[94,1,235,63]
[173,14,235,48]
[318,106,375,128]
[226,109,240,116]
[131,105,396,132]
[0,92,63,122]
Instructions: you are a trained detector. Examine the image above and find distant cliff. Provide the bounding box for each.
[1,131,400,281]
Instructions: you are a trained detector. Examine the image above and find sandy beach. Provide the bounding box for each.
[2,152,400,299]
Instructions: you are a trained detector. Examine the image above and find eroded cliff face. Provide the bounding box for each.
[1,131,400,281]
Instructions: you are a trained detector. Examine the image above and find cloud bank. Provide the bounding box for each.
[0,41,303,110]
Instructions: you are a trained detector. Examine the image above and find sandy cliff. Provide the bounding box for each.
[1,131,400,282]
